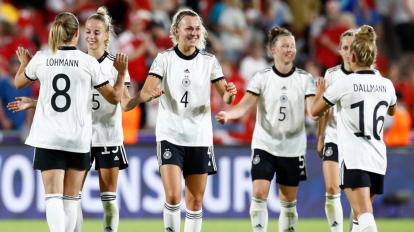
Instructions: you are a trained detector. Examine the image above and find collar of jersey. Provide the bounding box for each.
[57,46,77,50]
[355,70,375,75]
[97,51,108,63]
[272,65,295,77]
[174,46,199,60]
[341,64,353,75]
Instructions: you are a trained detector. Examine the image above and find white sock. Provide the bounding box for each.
[349,210,355,231]
[250,197,268,232]
[325,193,343,232]
[358,213,377,232]
[101,192,119,232]
[184,208,203,232]
[351,219,359,232]
[163,202,181,232]
[63,195,80,232]
[279,200,298,232]
[45,194,65,232]
[74,192,83,232]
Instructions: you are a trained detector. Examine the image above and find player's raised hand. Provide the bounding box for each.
[7,97,36,112]
[150,88,164,100]
[215,111,228,124]
[113,53,128,75]
[225,82,237,96]
[315,78,326,96]
[15,47,32,65]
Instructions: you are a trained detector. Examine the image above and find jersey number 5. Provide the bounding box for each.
[51,74,71,112]
[351,100,388,140]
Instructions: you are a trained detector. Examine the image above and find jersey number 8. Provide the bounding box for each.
[51,74,71,112]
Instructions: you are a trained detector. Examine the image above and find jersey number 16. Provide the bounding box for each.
[351,100,388,141]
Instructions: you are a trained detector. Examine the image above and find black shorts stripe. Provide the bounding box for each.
[305,94,315,98]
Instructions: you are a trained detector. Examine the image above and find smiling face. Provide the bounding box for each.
[339,35,354,68]
[175,15,201,50]
[85,19,108,52]
[271,35,296,65]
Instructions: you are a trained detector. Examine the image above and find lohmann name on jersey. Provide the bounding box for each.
[46,58,79,67]
[353,83,387,93]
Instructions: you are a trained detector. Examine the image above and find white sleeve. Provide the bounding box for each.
[324,78,345,106]
[24,52,41,81]
[148,53,165,79]
[305,73,316,97]
[246,72,262,96]
[388,80,397,106]
[211,56,224,82]
[90,58,108,88]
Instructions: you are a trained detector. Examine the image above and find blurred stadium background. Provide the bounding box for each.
[0,0,413,231]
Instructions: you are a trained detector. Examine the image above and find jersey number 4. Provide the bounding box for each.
[180,91,189,108]
[351,100,388,140]
[51,74,71,112]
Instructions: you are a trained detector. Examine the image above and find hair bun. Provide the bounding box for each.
[355,25,376,43]
[96,6,108,16]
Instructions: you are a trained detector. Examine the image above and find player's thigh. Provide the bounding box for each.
[160,164,183,196]
[41,169,65,194]
[252,179,271,199]
[322,160,341,192]
[278,185,299,202]
[63,168,87,196]
[98,167,120,192]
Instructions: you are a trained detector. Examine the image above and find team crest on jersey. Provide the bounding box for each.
[252,155,260,165]
[280,94,288,103]
[324,146,333,157]
[182,77,191,88]
[163,149,172,160]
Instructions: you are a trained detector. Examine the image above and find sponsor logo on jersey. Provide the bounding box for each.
[184,69,190,73]
[280,94,288,103]
[163,150,172,160]
[281,86,287,91]
[252,155,260,165]
[182,77,191,88]
[114,156,119,161]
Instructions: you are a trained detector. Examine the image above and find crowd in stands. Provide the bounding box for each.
[0,0,413,146]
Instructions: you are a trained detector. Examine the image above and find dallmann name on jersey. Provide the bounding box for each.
[353,84,386,93]
[46,58,79,67]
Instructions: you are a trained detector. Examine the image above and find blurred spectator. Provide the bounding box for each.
[147,20,173,52]
[311,0,352,69]
[218,0,248,61]
[398,59,414,127]
[0,57,33,131]
[239,41,268,82]
[287,0,321,38]
[391,0,414,54]
[384,92,412,147]
[262,0,293,31]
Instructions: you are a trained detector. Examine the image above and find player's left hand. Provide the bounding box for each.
[225,82,237,96]
[15,47,32,65]
[315,78,326,96]
[7,96,35,112]
[114,53,128,75]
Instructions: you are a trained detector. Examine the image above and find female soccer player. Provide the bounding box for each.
[312,25,397,232]
[317,29,354,232]
[13,12,126,232]
[9,7,162,232]
[137,8,237,232]
[216,26,315,232]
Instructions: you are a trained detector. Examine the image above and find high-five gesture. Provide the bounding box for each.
[113,53,128,75]
[15,47,32,65]
[7,97,37,112]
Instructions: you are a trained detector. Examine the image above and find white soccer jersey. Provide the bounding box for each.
[149,46,224,146]
[24,47,108,153]
[324,65,353,143]
[247,66,316,157]
[91,52,131,147]
[324,70,397,175]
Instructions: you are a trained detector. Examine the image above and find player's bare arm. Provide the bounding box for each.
[311,78,331,117]
[213,79,237,104]
[14,47,33,89]
[97,53,127,104]
[216,92,258,124]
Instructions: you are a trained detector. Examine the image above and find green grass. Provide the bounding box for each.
[0,219,413,231]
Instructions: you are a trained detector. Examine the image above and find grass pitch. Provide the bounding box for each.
[0,218,413,231]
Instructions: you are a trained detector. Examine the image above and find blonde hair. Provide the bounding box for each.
[87,6,113,49]
[48,12,79,53]
[267,26,293,48]
[170,8,207,50]
[351,25,377,67]
[339,28,355,47]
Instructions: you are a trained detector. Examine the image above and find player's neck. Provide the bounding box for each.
[88,49,105,59]
[177,44,196,56]
[352,66,370,72]
[274,61,293,74]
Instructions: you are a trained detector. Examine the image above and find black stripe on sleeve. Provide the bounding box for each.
[94,80,109,89]
[323,96,335,106]
[148,72,163,80]
[124,81,131,87]
[211,76,224,83]
[24,72,36,81]
[247,90,260,96]
[305,94,315,98]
